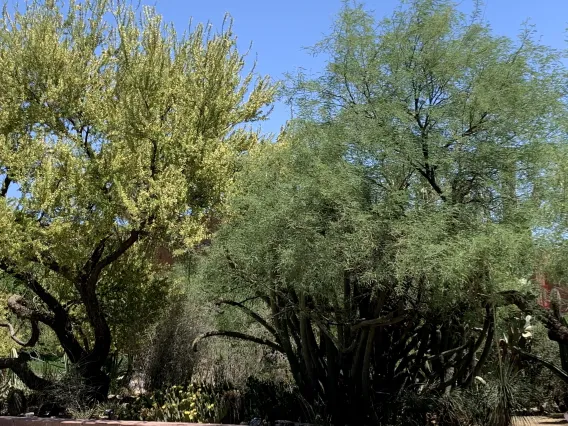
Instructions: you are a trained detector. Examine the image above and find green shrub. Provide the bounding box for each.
[242,377,313,424]
[118,383,235,423]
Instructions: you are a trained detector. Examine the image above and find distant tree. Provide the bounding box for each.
[195,1,566,423]
[0,0,274,400]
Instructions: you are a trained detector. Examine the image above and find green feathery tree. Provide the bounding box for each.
[195,1,567,423]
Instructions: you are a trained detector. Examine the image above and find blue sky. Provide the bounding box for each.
[136,0,568,136]
[3,0,568,136]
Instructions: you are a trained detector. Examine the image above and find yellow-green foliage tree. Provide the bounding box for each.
[0,0,274,399]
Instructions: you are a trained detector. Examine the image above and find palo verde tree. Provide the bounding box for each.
[0,0,274,400]
[195,1,567,424]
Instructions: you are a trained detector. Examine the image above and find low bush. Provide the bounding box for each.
[114,379,308,424]
[117,383,239,423]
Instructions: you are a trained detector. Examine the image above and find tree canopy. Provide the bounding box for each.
[0,0,274,398]
[196,1,568,423]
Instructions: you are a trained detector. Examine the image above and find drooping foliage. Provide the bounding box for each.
[197,1,567,424]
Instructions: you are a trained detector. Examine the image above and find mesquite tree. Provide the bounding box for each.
[195,1,566,424]
[0,0,274,399]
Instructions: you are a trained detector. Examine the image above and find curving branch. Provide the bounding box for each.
[1,174,12,197]
[3,291,86,364]
[512,346,568,383]
[0,319,40,347]
[0,352,52,390]
[192,330,283,353]
[7,294,52,325]
[0,261,66,321]
[215,299,278,338]
[351,313,407,331]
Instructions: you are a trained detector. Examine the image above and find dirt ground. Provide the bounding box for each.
[513,416,567,425]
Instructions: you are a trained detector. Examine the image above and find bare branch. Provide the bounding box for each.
[192,330,283,353]
[513,346,568,383]
[216,299,278,338]
[351,313,407,331]
[0,318,40,347]
[1,174,12,197]
[0,352,52,390]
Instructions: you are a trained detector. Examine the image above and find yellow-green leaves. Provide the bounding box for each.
[0,0,274,351]
[0,0,274,255]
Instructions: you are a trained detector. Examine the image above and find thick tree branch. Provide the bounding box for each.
[0,266,86,363]
[0,318,40,347]
[91,229,142,280]
[513,346,568,383]
[215,299,278,338]
[40,255,75,282]
[7,295,53,325]
[417,167,446,201]
[1,251,74,284]
[82,236,109,278]
[87,216,154,286]
[0,265,63,321]
[77,284,111,370]
[351,313,407,331]
[192,330,283,353]
[1,174,12,197]
[0,352,52,390]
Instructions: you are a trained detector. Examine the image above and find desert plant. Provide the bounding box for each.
[118,383,227,423]
[242,377,313,424]
[196,0,566,423]
[489,361,517,426]
[6,388,26,416]
[139,299,203,391]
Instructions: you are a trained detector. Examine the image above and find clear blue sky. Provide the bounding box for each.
[137,0,568,136]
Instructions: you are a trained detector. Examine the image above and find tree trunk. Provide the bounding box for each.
[0,279,112,403]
